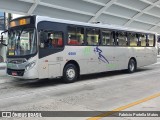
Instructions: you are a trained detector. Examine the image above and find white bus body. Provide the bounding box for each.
[5,16,157,82]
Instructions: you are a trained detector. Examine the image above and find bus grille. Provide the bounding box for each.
[8,60,26,64]
[7,68,25,76]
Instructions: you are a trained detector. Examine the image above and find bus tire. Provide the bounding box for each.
[63,64,78,83]
[128,59,136,73]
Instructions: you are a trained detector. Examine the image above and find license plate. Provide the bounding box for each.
[12,72,17,76]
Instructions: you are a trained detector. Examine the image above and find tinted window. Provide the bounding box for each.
[68,27,84,45]
[139,33,146,47]
[129,33,138,47]
[117,32,127,46]
[86,28,100,45]
[43,31,63,48]
[147,34,154,47]
[101,30,114,46]
[157,36,160,43]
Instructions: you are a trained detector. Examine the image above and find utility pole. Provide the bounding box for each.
[6,13,12,29]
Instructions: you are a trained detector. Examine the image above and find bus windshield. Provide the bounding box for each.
[8,28,36,56]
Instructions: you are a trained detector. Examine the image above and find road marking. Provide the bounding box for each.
[87,93,160,120]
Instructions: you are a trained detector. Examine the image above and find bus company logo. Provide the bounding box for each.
[68,52,76,56]
[94,46,109,64]
[2,112,12,118]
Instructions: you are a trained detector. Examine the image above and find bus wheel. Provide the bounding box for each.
[128,59,136,73]
[63,64,78,83]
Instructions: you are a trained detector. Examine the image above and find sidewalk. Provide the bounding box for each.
[0,62,12,84]
[0,62,6,76]
[0,75,13,84]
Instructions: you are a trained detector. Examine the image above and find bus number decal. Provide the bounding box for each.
[68,52,76,56]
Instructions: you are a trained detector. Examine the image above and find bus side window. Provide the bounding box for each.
[129,33,138,47]
[41,31,63,48]
[147,34,154,47]
[39,31,47,48]
[54,32,63,47]
[86,28,100,45]
[57,38,63,46]
[117,31,127,46]
[0,55,4,63]
[158,37,160,43]
[101,30,113,46]
[136,34,141,46]
[68,26,84,45]
[139,33,146,47]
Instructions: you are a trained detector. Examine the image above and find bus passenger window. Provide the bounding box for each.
[68,27,84,45]
[139,34,146,47]
[129,33,138,47]
[43,31,63,48]
[0,55,4,63]
[117,32,127,46]
[158,37,160,43]
[102,30,113,46]
[86,28,100,45]
[147,34,154,47]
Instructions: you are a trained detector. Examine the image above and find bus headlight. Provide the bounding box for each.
[25,61,36,71]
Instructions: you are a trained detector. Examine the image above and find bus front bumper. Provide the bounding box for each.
[7,67,39,80]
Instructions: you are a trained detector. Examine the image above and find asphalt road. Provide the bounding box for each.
[0,58,160,120]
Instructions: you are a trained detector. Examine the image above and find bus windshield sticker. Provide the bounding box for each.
[94,46,109,64]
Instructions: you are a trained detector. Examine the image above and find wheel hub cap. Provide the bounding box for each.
[130,62,135,71]
[66,68,75,79]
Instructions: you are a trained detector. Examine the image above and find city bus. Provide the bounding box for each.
[0,15,157,83]
[157,34,160,55]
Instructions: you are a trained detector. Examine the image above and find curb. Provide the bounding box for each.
[0,76,12,84]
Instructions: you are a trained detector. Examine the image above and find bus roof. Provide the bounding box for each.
[14,15,157,34]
